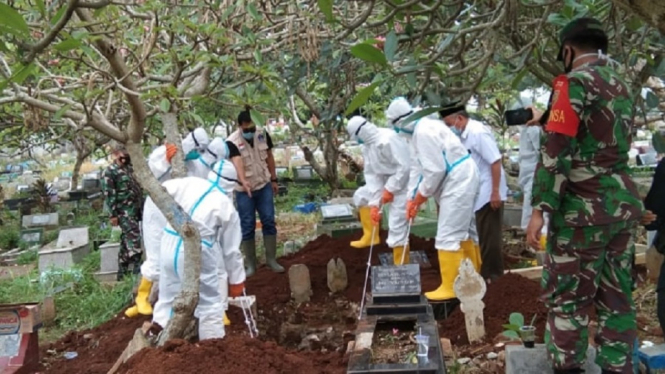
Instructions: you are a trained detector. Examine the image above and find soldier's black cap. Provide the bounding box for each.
[438,101,466,118]
[557,17,608,61]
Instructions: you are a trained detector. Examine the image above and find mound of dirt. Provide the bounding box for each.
[439,273,548,346]
[119,336,346,374]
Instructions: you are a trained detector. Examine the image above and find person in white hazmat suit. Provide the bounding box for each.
[151,174,245,340]
[148,128,210,182]
[346,116,411,265]
[386,97,481,301]
[518,124,542,230]
[124,137,229,319]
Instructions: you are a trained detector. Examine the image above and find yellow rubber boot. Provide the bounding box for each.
[124,305,139,318]
[473,243,483,272]
[393,246,410,265]
[135,277,154,315]
[223,312,230,326]
[460,240,478,273]
[350,207,380,249]
[424,249,465,301]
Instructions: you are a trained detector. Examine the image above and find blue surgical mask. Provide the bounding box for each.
[242,132,254,140]
[357,138,364,145]
[451,127,462,137]
[184,150,200,161]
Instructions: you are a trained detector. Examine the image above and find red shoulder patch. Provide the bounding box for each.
[545,75,580,137]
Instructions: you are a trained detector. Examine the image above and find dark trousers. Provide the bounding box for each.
[235,183,277,241]
[475,202,504,280]
[658,259,665,337]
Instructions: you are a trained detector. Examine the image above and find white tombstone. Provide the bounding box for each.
[453,258,487,343]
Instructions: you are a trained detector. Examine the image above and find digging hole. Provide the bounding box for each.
[371,320,418,364]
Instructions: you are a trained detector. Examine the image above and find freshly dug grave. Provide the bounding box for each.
[38,230,543,374]
[439,273,548,346]
[119,336,346,374]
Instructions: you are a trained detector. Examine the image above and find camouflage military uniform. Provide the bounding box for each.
[532,19,644,374]
[102,162,144,280]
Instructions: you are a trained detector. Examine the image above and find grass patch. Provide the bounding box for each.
[0,250,134,343]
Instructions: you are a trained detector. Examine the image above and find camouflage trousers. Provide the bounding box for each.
[117,215,143,280]
[541,220,637,374]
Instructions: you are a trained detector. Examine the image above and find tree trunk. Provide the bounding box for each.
[71,154,85,189]
[124,142,201,346]
[611,0,665,36]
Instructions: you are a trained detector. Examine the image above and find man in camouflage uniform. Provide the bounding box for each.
[102,146,145,280]
[525,18,644,374]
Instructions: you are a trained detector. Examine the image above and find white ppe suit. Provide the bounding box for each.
[206,159,241,315]
[386,97,481,301]
[518,125,542,230]
[148,128,210,182]
[152,176,245,340]
[188,137,230,179]
[347,117,410,248]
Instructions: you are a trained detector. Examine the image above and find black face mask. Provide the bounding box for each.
[563,47,575,74]
[119,156,130,165]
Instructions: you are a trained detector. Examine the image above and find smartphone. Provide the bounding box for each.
[505,108,534,126]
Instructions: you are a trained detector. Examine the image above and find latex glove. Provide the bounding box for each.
[184,150,200,161]
[229,283,245,297]
[165,143,177,163]
[370,206,382,226]
[406,193,428,220]
[381,189,394,205]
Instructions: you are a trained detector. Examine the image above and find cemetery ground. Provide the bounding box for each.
[1,179,663,373]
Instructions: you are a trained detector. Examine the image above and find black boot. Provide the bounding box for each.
[242,239,257,277]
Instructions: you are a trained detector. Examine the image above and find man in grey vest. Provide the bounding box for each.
[228,107,283,276]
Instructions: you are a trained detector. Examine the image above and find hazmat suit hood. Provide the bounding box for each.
[202,137,229,165]
[182,128,210,154]
[385,97,416,136]
[207,159,238,195]
[346,116,380,145]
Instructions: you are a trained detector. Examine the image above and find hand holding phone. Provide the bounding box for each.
[505,108,534,126]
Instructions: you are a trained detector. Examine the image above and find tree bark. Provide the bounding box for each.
[71,155,85,189]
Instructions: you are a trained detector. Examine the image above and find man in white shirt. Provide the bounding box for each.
[440,103,508,281]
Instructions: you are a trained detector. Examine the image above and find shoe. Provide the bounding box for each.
[242,240,257,277]
[124,305,139,318]
[424,249,465,301]
[392,246,410,265]
[461,240,480,273]
[350,207,380,248]
[135,277,153,315]
[264,235,284,273]
[223,312,230,326]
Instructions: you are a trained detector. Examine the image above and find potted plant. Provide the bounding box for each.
[502,312,537,348]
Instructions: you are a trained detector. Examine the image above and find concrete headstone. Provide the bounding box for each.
[288,264,312,303]
[371,264,421,295]
[326,258,348,293]
[57,227,89,248]
[453,258,486,343]
[21,213,58,228]
[283,241,296,255]
[506,344,600,374]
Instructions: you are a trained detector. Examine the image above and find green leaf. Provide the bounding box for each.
[54,38,82,52]
[35,0,46,18]
[509,312,525,327]
[160,99,171,113]
[401,107,441,124]
[502,323,520,331]
[646,91,660,109]
[247,3,261,21]
[511,69,528,90]
[250,109,266,127]
[546,13,568,26]
[652,131,665,154]
[0,3,30,39]
[317,0,333,22]
[350,44,387,66]
[502,330,520,340]
[0,63,35,91]
[53,105,72,121]
[51,5,67,26]
[254,49,262,63]
[406,73,417,88]
[384,31,398,62]
[345,81,382,116]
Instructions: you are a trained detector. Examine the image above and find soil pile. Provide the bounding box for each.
[40,314,151,374]
[119,336,346,374]
[439,273,548,345]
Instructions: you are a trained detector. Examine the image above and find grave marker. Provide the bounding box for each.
[326,258,348,293]
[21,213,58,228]
[453,258,486,343]
[19,228,43,246]
[371,264,421,297]
[288,264,312,303]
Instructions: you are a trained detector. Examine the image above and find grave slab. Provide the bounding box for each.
[506,344,600,374]
[99,242,121,273]
[21,213,58,229]
[20,228,44,247]
[371,264,421,304]
[39,227,90,273]
[56,227,89,248]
